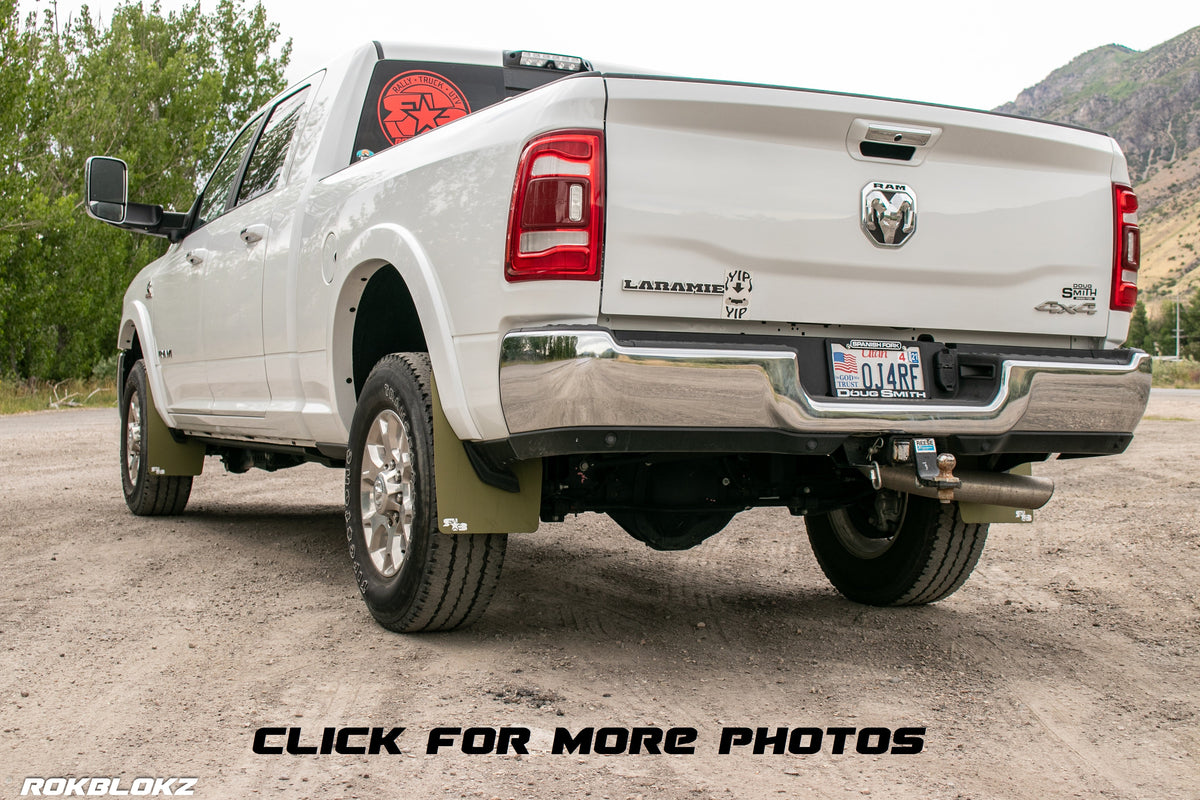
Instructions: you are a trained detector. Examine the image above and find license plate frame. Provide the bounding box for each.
[828,340,928,400]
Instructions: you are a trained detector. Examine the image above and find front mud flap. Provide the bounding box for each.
[959,462,1035,524]
[432,379,540,535]
[143,381,204,476]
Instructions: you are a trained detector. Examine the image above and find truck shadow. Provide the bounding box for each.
[175,502,1069,690]
[468,524,1070,688]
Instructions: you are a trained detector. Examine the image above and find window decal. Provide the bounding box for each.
[376,71,471,145]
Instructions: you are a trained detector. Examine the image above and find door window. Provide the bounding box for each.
[237,86,311,206]
[197,116,263,226]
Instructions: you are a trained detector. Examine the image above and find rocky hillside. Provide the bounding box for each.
[995,26,1200,301]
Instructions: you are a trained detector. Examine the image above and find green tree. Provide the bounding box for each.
[1151,299,1180,358]
[1182,290,1200,361]
[0,0,50,373]
[0,0,289,379]
[1125,300,1150,350]
[1147,293,1200,360]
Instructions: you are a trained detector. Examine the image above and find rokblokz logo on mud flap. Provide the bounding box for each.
[20,777,196,796]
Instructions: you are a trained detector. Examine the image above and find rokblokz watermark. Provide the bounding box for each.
[20,777,196,796]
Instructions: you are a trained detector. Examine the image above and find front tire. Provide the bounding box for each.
[345,353,507,632]
[805,494,988,605]
[120,360,192,515]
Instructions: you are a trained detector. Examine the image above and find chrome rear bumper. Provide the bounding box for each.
[498,328,1151,438]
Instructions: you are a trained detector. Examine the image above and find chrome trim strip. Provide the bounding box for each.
[498,329,1151,437]
[865,125,933,147]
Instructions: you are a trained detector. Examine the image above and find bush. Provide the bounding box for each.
[1152,358,1200,388]
[91,353,120,382]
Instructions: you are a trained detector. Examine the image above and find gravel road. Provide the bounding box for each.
[1,393,1197,799]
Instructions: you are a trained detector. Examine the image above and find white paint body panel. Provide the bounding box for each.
[119,46,1133,448]
[600,77,1120,339]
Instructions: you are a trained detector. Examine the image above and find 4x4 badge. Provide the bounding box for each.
[1034,300,1098,316]
[861,182,916,247]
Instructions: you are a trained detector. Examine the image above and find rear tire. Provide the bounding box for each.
[120,360,192,516]
[805,494,987,605]
[345,353,507,632]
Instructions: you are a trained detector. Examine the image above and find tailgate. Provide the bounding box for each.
[599,76,1119,339]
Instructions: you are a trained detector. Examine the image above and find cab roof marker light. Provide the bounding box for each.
[520,52,583,70]
[507,50,590,71]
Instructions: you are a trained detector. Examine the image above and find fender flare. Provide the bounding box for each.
[331,223,482,441]
[118,302,178,430]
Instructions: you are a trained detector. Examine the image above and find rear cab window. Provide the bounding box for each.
[351,57,577,163]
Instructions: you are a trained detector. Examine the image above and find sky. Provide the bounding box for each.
[17,0,1200,110]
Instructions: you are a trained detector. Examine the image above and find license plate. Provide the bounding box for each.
[829,340,928,399]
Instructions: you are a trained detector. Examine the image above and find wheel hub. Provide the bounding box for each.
[359,409,415,578]
[372,474,389,511]
[125,394,143,484]
[829,491,909,560]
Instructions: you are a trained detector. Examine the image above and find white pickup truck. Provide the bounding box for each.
[85,42,1151,632]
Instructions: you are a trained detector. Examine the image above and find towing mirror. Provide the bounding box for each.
[85,156,128,223]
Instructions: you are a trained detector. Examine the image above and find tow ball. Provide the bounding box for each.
[910,438,962,504]
[859,436,1054,510]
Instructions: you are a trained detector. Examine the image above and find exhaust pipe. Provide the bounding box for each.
[871,465,1055,509]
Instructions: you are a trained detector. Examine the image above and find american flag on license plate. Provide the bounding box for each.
[833,351,858,374]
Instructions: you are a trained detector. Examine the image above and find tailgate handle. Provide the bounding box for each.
[864,125,933,146]
[848,120,941,165]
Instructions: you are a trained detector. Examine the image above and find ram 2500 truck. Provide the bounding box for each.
[84,43,1151,632]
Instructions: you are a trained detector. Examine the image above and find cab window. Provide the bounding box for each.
[237,87,311,206]
[350,58,584,164]
[196,116,262,226]
[351,60,505,162]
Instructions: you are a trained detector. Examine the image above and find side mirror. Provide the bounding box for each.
[85,156,128,223]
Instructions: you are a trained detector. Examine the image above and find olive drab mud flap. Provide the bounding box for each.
[432,379,540,535]
[959,462,1035,524]
[143,381,205,476]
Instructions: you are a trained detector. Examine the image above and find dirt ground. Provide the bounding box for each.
[1,392,1197,799]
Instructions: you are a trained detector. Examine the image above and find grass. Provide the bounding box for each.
[0,378,118,414]
[1152,357,1200,389]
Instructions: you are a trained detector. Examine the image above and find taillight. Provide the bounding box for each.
[505,130,604,281]
[1111,184,1139,312]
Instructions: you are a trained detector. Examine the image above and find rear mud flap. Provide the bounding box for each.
[959,462,1035,524]
[433,379,540,535]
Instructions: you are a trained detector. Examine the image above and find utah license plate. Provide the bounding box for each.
[829,340,927,400]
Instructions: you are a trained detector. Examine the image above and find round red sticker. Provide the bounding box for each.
[377,71,471,145]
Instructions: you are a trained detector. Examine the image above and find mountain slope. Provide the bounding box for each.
[995,26,1200,300]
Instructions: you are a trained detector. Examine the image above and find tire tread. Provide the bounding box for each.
[807,497,988,607]
[122,361,192,517]
[352,353,506,633]
[899,504,986,604]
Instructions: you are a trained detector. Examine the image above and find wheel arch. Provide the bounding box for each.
[118,323,143,393]
[117,302,176,428]
[330,223,481,441]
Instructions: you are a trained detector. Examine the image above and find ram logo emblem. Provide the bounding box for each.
[862,182,917,247]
